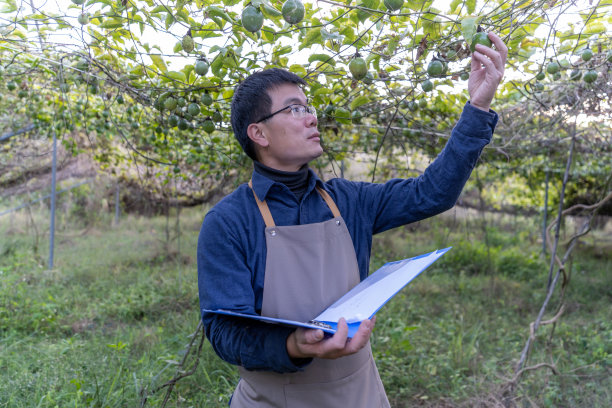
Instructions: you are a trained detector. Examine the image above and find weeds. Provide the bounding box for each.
[0,206,609,407]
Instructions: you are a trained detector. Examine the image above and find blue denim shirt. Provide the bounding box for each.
[197,102,498,373]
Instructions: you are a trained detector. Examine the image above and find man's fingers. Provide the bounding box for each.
[487,32,508,63]
[304,328,324,344]
[345,318,374,353]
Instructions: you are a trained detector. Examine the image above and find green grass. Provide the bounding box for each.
[0,205,610,407]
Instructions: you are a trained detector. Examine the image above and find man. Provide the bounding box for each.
[198,32,507,407]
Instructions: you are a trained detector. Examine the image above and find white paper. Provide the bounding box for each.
[315,248,449,323]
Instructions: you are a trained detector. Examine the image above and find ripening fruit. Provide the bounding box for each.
[351,110,363,124]
[178,118,190,131]
[201,92,213,106]
[427,60,444,77]
[168,114,180,127]
[536,72,545,81]
[384,0,403,12]
[581,48,593,62]
[282,0,305,25]
[117,94,124,104]
[569,69,581,81]
[72,0,85,4]
[349,57,367,80]
[212,110,222,122]
[470,32,492,53]
[460,72,469,81]
[421,79,433,92]
[203,118,215,134]
[241,5,264,33]
[546,61,560,75]
[182,35,195,53]
[583,70,597,83]
[7,81,17,91]
[188,102,200,116]
[195,60,209,76]
[164,97,177,111]
[78,13,89,25]
[177,97,187,107]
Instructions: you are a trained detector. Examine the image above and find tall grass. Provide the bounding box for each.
[0,202,610,407]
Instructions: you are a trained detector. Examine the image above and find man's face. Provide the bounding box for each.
[254,83,321,171]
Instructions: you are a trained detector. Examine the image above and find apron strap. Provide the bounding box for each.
[248,180,276,227]
[248,180,341,227]
[316,186,341,218]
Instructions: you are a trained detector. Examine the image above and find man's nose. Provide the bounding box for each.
[305,111,318,127]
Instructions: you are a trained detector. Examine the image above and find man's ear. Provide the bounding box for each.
[247,123,269,148]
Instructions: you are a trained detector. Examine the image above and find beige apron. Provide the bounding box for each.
[229,183,390,408]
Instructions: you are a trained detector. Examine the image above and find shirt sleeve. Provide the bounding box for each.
[197,210,312,373]
[356,102,497,234]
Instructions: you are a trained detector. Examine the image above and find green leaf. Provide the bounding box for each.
[164,70,186,83]
[461,16,479,42]
[150,54,167,73]
[466,0,476,14]
[308,53,335,66]
[100,18,124,29]
[289,64,307,77]
[299,28,322,50]
[350,95,369,110]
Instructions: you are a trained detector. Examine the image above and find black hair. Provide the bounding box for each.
[230,68,307,161]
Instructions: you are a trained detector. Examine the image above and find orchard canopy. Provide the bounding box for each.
[0,0,610,210]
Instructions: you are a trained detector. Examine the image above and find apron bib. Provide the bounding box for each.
[230,183,390,408]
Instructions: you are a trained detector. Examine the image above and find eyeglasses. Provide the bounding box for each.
[255,104,317,123]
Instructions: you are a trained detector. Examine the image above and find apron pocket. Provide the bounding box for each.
[283,357,388,408]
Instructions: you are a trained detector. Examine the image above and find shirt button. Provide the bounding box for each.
[269,229,277,236]
[336,220,341,226]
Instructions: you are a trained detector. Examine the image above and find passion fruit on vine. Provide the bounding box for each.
[282,0,305,25]
[178,118,190,131]
[182,35,195,53]
[78,13,89,25]
[470,32,491,53]
[583,70,597,84]
[194,62,207,77]
[580,48,593,62]
[384,0,403,12]
[201,92,213,106]
[421,79,433,92]
[242,5,264,33]
[188,102,201,117]
[536,72,545,81]
[569,69,581,81]
[7,81,16,91]
[349,57,367,80]
[427,60,444,77]
[546,61,560,75]
[203,118,215,134]
[164,97,178,111]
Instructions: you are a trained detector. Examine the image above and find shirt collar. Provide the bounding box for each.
[250,166,325,202]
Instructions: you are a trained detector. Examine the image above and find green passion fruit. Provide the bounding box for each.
[195,60,209,76]
[470,32,492,53]
[182,35,195,53]
[282,0,305,25]
[546,61,560,75]
[581,48,593,62]
[203,118,215,134]
[242,5,264,33]
[421,79,433,92]
[583,70,597,83]
[427,60,444,77]
[349,57,367,80]
[188,102,201,116]
[201,92,213,106]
